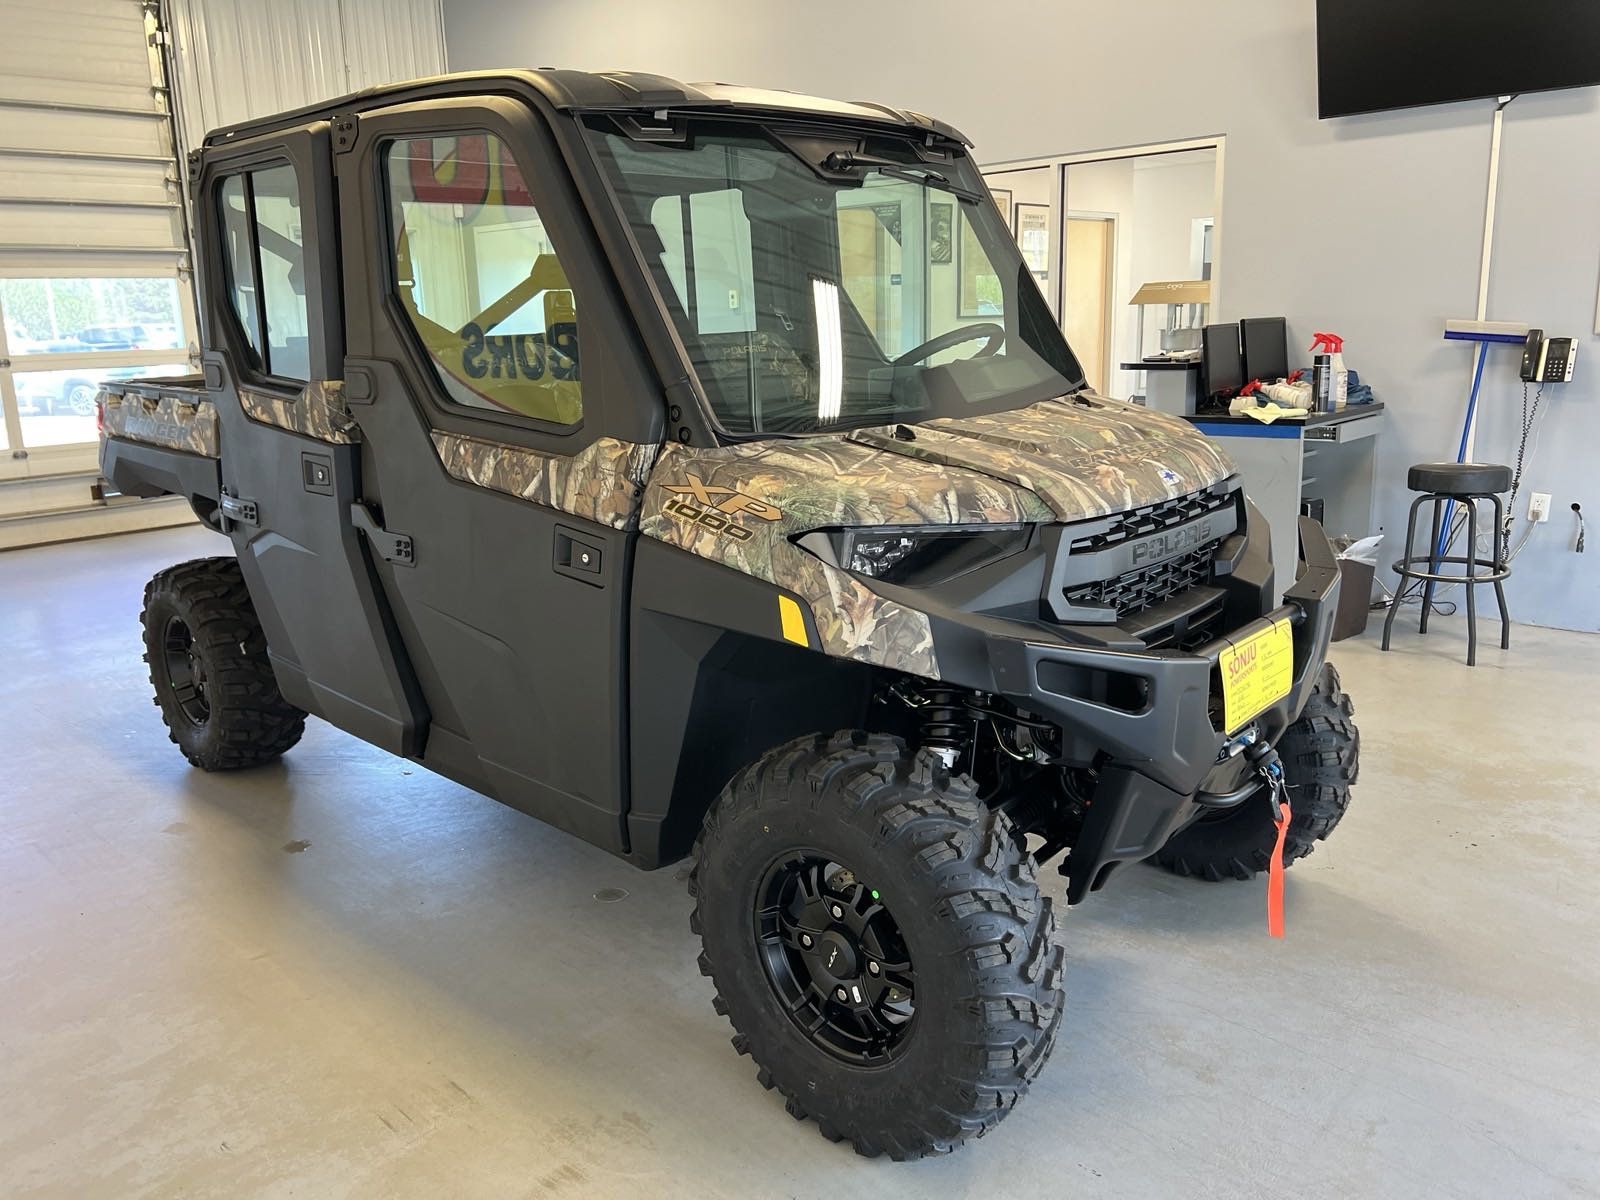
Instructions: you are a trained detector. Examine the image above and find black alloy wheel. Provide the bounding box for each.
[690,732,1066,1159]
[755,854,916,1064]
[161,614,212,726]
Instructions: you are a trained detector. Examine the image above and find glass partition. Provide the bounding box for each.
[981,144,1221,403]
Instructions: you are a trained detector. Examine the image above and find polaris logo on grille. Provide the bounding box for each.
[1128,518,1217,566]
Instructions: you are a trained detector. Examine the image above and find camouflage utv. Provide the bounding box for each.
[99,69,1359,1159]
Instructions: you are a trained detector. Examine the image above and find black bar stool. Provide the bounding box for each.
[1381,462,1512,665]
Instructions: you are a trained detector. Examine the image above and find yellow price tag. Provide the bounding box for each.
[1218,618,1294,732]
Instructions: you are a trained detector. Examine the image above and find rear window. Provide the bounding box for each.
[217,164,311,381]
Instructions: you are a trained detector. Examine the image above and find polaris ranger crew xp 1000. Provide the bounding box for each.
[99,69,1359,1159]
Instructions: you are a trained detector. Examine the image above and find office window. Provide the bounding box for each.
[217,164,311,381]
[384,133,582,425]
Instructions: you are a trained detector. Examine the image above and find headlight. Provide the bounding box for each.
[794,524,1032,586]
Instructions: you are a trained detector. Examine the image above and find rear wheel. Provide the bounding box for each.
[1152,663,1359,881]
[141,557,305,770]
[689,732,1066,1159]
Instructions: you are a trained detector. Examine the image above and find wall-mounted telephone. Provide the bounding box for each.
[1520,329,1578,383]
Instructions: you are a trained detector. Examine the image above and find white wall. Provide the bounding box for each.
[167,0,447,143]
[986,166,1050,209]
[443,0,1600,632]
[1130,155,1214,299]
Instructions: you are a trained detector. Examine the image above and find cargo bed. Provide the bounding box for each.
[98,375,222,524]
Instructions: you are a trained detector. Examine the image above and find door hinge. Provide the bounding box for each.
[218,491,258,530]
[332,113,358,154]
[350,502,414,566]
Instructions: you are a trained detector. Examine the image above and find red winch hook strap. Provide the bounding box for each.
[1267,799,1292,938]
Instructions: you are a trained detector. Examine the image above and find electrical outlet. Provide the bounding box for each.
[1529,492,1552,523]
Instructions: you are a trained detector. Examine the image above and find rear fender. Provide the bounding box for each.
[100,435,222,516]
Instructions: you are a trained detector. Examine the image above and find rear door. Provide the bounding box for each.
[196,123,421,754]
[334,94,665,853]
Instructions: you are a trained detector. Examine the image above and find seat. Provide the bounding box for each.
[1406,462,1512,497]
[1381,461,1511,666]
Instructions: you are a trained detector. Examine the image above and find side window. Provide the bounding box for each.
[219,176,261,361]
[644,188,756,335]
[384,132,582,426]
[217,164,311,381]
[687,190,756,334]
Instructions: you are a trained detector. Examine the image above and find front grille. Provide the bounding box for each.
[1068,488,1235,554]
[1137,591,1226,651]
[1063,541,1220,617]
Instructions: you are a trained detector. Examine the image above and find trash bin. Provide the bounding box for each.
[1330,533,1381,641]
[1332,557,1376,641]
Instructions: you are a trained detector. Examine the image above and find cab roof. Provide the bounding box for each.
[202,67,970,149]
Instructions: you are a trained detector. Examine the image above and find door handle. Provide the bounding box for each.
[554,525,605,586]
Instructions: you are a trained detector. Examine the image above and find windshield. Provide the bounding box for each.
[584,118,1084,436]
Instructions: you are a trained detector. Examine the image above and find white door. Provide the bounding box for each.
[1063,216,1115,394]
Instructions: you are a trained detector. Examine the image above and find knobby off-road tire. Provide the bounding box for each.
[141,557,305,770]
[1153,663,1359,882]
[689,731,1066,1160]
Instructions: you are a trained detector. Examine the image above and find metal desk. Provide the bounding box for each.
[1186,403,1385,601]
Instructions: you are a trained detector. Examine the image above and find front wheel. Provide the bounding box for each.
[1152,663,1359,881]
[689,732,1066,1159]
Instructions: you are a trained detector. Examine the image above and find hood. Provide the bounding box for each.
[641,392,1235,540]
[636,392,1234,677]
[846,393,1234,524]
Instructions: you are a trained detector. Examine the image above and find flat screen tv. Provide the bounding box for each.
[1318,0,1600,118]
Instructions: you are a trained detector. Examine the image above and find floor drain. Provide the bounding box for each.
[593,887,629,903]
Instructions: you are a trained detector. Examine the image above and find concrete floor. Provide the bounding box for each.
[2,525,1598,1199]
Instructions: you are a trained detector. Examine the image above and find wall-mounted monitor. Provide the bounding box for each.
[1317,0,1600,119]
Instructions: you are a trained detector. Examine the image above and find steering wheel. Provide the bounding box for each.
[893,322,1006,367]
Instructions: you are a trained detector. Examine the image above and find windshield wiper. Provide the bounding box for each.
[821,151,985,204]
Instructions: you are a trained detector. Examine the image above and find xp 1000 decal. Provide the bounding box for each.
[660,474,785,544]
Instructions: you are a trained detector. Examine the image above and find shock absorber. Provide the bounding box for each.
[918,687,967,765]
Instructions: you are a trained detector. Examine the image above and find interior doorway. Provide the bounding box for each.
[1062,215,1115,393]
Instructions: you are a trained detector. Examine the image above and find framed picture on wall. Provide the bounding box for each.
[929,201,953,264]
[988,187,1012,228]
[869,201,903,244]
[1013,203,1050,278]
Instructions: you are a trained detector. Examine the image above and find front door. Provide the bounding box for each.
[335,95,664,853]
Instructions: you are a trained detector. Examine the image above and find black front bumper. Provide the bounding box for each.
[985,516,1341,901]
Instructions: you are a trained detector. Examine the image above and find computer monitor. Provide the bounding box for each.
[1240,317,1289,383]
[1201,323,1243,398]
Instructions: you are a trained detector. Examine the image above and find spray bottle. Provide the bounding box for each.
[1309,332,1348,412]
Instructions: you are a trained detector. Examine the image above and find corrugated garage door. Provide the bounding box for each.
[0,0,199,542]
[0,0,446,548]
